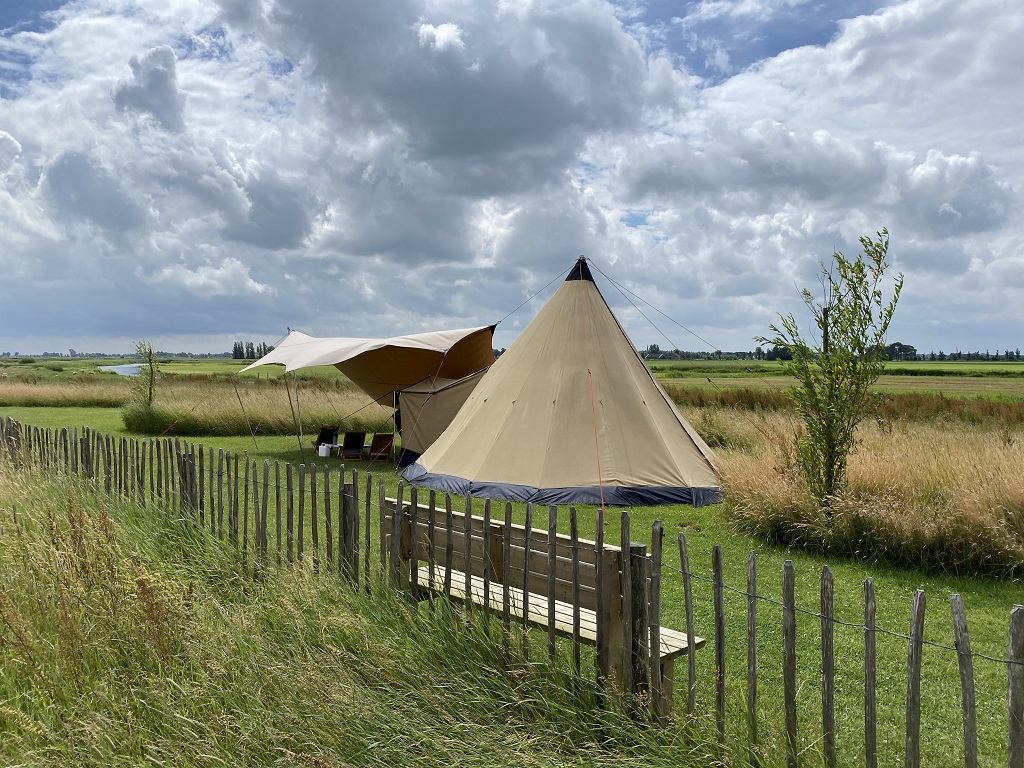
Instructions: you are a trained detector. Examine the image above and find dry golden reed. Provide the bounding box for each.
[697,406,1024,576]
[124,378,393,435]
[0,379,131,407]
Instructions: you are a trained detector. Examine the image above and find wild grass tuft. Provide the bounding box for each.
[0,460,722,767]
[122,379,394,436]
[714,410,1024,577]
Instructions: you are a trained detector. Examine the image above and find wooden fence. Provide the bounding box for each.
[1,417,1022,767]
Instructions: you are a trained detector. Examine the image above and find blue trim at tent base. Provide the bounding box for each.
[400,463,723,507]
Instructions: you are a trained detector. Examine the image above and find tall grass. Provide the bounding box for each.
[0,460,723,767]
[0,379,131,407]
[667,385,1024,426]
[122,379,395,436]
[696,408,1024,577]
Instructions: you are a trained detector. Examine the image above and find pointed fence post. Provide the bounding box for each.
[1009,604,1024,768]
[782,560,797,768]
[865,577,877,768]
[950,593,977,768]
[906,590,926,768]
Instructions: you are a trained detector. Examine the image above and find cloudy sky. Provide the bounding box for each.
[1,0,1020,356]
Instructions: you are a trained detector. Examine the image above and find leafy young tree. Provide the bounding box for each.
[758,229,903,511]
[134,340,159,407]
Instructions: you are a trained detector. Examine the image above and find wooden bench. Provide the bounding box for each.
[381,494,704,712]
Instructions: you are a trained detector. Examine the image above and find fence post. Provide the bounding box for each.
[782,559,798,768]
[364,472,372,593]
[309,462,318,574]
[628,541,650,714]
[647,518,663,720]
[286,464,294,565]
[594,506,605,681]
[547,505,557,660]
[620,511,634,693]
[410,486,420,596]
[821,565,836,768]
[713,544,726,745]
[906,590,926,768]
[1009,604,1024,768]
[342,478,358,583]
[949,594,978,768]
[747,550,759,766]
[865,577,877,768]
[678,533,697,720]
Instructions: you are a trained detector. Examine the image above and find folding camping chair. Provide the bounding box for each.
[340,431,367,460]
[367,433,394,461]
[312,426,339,456]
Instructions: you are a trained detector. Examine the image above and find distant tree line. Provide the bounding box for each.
[640,342,1023,363]
[231,341,274,360]
[1,350,233,359]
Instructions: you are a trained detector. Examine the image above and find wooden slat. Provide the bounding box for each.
[821,566,835,768]
[1008,605,1023,768]
[679,533,697,718]
[427,490,437,600]
[410,485,419,594]
[714,544,726,745]
[906,590,926,768]
[444,493,454,597]
[950,593,977,768]
[522,503,532,660]
[483,498,492,621]
[864,577,878,768]
[364,473,372,592]
[286,463,294,564]
[783,559,797,768]
[547,505,557,660]
[620,511,633,693]
[243,456,251,559]
[324,465,333,571]
[309,462,318,573]
[747,550,759,765]
[628,541,649,706]
[416,566,704,658]
[649,520,663,716]
[503,501,513,654]
[463,495,472,612]
[297,464,305,565]
[351,469,360,586]
[595,507,607,687]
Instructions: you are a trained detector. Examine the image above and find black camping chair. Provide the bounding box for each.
[341,431,367,460]
[367,433,394,461]
[312,426,339,451]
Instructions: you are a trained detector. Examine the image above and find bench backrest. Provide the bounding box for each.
[381,496,626,609]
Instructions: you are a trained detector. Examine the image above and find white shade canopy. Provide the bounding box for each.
[242,326,495,403]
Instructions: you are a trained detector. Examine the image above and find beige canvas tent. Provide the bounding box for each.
[242,326,495,455]
[402,258,722,506]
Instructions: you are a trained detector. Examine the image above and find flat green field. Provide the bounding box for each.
[648,359,1024,398]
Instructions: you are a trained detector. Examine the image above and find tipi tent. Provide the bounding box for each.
[402,258,722,507]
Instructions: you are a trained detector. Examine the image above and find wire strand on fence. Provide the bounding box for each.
[659,559,1022,668]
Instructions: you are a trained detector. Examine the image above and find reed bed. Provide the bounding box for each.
[668,385,1024,426]
[122,378,394,436]
[0,379,131,408]
[696,407,1024,577]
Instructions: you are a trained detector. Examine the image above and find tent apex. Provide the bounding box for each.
[566,256,594,283]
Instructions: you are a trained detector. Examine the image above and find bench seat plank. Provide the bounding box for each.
[417,565,705,660]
